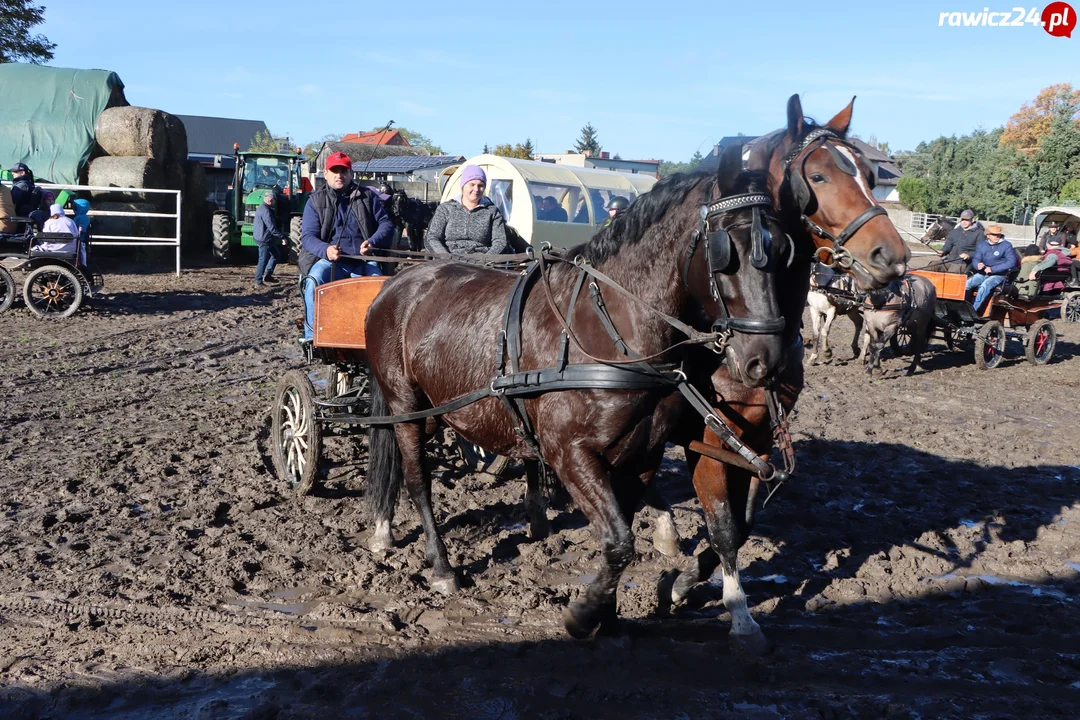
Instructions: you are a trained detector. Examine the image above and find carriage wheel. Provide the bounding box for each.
[23,265,83,319]
[1024,319,1056,365]
[974,320,1005,370]
[272,369,323,496]
[0,266,15,313]
[1065,294,1080,324]
[889,325,914,356]
[455,435,511,478]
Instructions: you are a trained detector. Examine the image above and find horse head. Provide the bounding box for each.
[756,94,909,291]
[920,216,954,244]
[684,144,790,387]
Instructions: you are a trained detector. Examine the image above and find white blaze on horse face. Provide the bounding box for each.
[836,146,876,205]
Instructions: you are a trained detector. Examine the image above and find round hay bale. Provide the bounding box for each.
[87,156,165,200]
[163,113,188,167]
[95,106,168,158]
[181,162,210,255]
[90,201,162,240]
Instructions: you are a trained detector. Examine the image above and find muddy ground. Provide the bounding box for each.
[1,256,1079,719]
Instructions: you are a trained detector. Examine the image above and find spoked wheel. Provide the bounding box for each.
[272,369,323,496]
[1065,294,1080,324]
[0,266,15,313]
[889,324,914,356]
[23,265,83,319]
[974,320,1005,370]
[1024,319,1056,365]
[455,434,511,478]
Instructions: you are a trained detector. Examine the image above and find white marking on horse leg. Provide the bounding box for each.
[722,567,760,637]
[653,508,680,557]
[368,519,394,553]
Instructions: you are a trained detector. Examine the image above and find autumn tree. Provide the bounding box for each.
[1000,83,1080,152]
[492,139,535,159]
[572,123,601,156]
[247,130,280,152]
[0,1,55,64]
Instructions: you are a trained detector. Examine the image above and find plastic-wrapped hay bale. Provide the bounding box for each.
[95,106,168,158]
[87,156,165,199]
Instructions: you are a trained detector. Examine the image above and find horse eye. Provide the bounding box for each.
[810,173,826,183]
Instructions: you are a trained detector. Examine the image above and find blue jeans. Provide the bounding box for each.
[302,257,382,339]
[966,273,1006,312]
[255,242,283,283]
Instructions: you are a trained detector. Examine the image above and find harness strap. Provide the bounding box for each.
[675,381,775,479]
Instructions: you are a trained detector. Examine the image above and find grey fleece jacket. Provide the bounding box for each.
[425,198,508,254]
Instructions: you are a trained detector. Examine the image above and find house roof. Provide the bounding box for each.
[174,115,269,156]
[876,161,902,185]
[847,138,892,163]
[340,129,410,145]
[358,155,465,173]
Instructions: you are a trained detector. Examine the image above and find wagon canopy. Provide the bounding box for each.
[1033,206,1080,237]
[440,154,658,248]
[0,64,127,184]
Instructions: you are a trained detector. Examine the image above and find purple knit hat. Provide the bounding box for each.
[459,165,486,188]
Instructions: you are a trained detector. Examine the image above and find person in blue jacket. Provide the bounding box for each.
[253,190,286,287]
[964,224,1018,312]
[298,152,394,340]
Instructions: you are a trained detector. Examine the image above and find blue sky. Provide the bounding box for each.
[38,0,1080,160]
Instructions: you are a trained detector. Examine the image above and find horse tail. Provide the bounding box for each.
[366,377,403,524]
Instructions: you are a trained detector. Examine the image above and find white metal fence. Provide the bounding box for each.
[39,183,182,277]
[909,211,955,231]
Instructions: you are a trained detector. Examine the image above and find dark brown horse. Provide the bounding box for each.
[662,95,910,653]
[363,147,792,637]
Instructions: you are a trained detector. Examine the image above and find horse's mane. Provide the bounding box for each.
[567,169,770,266]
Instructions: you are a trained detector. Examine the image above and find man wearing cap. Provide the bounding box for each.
[965,224,1018,312]
[425,165,508,255]
[298,151,395,340]
[1037,220,1066,251]
[8,162,45,229]
[939,209,985,272]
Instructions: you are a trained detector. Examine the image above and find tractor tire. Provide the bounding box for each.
[289,215,303,264]
[212,213,232,264]
[0,266,15,313]
[1024,319,1056,365]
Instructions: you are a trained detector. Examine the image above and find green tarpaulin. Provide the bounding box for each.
[0,64,126,184]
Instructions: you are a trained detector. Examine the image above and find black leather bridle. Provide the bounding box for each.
[683,191,788,337]
[781,127,888,269]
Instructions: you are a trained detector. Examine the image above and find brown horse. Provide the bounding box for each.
[661,95,911,653]
[363,147,793,638]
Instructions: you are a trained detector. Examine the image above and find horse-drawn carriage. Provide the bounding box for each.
[270,274,509,495]
[1033,206,1080,324]
[912,265,1066,369]
[0,221,101,318]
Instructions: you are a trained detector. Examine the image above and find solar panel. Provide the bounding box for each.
[361,156,462,172]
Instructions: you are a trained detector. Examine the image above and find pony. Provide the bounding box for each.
[806,263,863,364]
[363,145,792,638]
[658,94,911,654]
[858,274,937,375]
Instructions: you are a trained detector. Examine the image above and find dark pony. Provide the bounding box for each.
[363,145,791,638]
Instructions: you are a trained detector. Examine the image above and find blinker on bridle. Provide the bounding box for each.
[683,192,788,337]
[782,127,888,269]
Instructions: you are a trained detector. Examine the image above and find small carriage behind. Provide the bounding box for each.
[0,220,102,318]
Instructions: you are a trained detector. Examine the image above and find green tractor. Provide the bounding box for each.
[212,148,311,263]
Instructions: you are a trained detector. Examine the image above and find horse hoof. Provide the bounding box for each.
[653,526,680,559]
[367,529,394,554]
[430,574,460,596]
[562,602,599,639]
[527,516,551,541]
[730,628,769,657]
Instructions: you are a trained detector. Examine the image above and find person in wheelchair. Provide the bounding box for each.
[37,204,79,254]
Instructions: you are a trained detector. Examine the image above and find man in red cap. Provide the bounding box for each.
[299,151,395,340]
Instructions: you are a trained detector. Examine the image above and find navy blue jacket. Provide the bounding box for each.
[300,183,394,261]
[253,203,285,246]
[971,240,1018,275]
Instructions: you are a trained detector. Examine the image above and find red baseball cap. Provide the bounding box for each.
[325,152,353,171]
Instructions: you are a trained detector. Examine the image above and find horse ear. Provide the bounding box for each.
[786,94,804,142]
[715,142,743,195]
[825,96,856,136]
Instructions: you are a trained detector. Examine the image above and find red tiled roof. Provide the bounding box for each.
[340,130,410,146]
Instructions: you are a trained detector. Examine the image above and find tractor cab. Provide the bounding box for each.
[213,147,311,263]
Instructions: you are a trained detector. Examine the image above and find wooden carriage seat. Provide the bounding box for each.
[312,276,388,349]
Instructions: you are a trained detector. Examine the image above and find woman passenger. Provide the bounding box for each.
[425,165,508,255]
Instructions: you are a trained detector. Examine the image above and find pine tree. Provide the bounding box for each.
[0,1,55,64]
[522,138,535,158]
[573,124,601,156]
[482,144,490,154]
